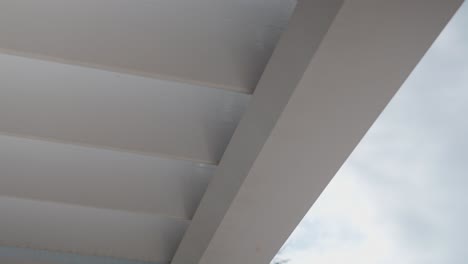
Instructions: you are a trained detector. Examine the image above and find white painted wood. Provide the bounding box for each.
[0,0,295,93]
[0,197,188,263]
[0,134,214,220]
[172,1,343,263]
[0,54,249,164]
[172,1,463,264]
[0,246,160,264]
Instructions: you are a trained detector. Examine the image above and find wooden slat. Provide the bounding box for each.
[0,246,162,264]
[0,0,295,93]
[0,197,188,263]
[0,134,214,219]
[0,53,249,164]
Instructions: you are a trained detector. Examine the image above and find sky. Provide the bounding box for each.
[274,3,468,264]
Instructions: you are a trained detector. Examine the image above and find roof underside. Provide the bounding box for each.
[0,0,461,264]
[0,0,295,262]
[0,0,295,93]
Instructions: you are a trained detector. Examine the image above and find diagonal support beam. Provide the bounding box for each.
[172,1,463,264]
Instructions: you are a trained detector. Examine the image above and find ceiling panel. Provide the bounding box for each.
[0,0,295,93]
[0,134,214,220]
[0,54,249,164]
[0,197,188,263]
[0,246,160,264]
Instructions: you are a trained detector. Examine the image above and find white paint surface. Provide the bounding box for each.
[0,0,295,93]
[0,54,249,164]
[0,0,461,263]
[0,246,159,264]
[173,1,463,264]
[0,197,188,262]
[0,134,214,219]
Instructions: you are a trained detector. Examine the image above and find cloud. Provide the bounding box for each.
[274,3,468,264]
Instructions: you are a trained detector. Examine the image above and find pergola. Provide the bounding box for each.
[0,1,462,263]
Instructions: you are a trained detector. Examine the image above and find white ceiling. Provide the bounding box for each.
[0,0,295,93]
[0,54,249,164]
[0,0,460,264]
[0,54,245,262]
[0,196,188,262]
[0,246,158,264]
[0,0,295,263]
[0,134,214,220]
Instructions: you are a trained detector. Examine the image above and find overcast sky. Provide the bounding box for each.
[274,3,468,264]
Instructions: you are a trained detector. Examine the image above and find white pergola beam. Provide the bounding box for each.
[172,1,463,264]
